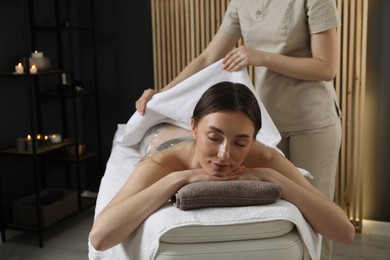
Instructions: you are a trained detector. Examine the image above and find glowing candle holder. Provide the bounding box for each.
[49,134,62,144]
[30,64,38,74]
[31,50,44,58]
[15,63,24,74]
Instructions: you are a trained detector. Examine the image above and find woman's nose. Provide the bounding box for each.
[217,142,230,160]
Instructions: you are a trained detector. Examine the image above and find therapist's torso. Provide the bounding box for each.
[220,0,341,132]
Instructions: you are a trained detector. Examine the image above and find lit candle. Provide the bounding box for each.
[43,135,50,146]
[31,50,43,58]
[15,63,24,74]
[26,135,33,152]
[49,134,62,144]
[61,73,68,85]
[30,64,38,74]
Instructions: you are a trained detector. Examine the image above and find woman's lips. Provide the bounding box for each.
[211,162,229,172]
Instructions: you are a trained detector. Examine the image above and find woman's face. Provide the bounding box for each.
[192,111,256,177]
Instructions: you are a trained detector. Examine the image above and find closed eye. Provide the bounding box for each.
[235,141,249,148]
[207,136,220,142]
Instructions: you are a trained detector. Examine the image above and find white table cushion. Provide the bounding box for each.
[160,219,294,243]
[156,227,303,260]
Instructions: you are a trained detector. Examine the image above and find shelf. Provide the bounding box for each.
[81,196,96,209]
[0,0,102,248]
[0,70,69,77]
[34,26,93,32]
[46,151,97,162]
[7,197,95,232]
[41,90,96,98]
[0,140,73,156]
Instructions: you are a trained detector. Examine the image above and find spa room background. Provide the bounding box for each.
[0,0,389,239]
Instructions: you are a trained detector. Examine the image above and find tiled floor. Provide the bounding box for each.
[0,209,93,260]
[333,232,390,260]
[1,208,389,259]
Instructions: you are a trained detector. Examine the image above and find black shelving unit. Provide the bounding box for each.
[0,0,102,248]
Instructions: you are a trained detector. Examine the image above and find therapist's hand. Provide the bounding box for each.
[135,88,157,115]
[222,46,263,72]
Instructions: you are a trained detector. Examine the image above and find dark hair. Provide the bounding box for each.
[192,81,262,137]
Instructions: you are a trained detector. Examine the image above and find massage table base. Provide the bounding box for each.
[156,220,304,260]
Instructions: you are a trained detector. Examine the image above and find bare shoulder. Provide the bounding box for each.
[146,140,194,171]
[243,141,280,168]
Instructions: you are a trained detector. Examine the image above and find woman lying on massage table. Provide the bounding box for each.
[89,81,355,251]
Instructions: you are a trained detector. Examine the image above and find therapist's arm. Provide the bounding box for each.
[136,31,240,115]
[160,31,240,90]
[223,28,339,82]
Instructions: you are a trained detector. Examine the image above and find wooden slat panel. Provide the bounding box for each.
[333,0,368,232]
[160,0,167,87]
[204,0,210,48]
[184,0,190,67]
[169,0,176,80]
[358,0,368,233]
[179,0,185,71]
[151,0,158,89]
[174,0,180,75]
[165,0,172,83]
[210,0,215,36]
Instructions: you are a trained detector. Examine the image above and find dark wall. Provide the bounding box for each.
[0,0,153,171]
[0,0,153,222]
[93,0,154,163]
[364,0,390,222]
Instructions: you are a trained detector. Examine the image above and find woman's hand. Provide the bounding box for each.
[222,46,263,72]
[236,167,278,182]
[135,88,157,115]
[182,166,245,184]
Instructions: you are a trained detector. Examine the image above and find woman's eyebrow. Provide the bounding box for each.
[208,125,251,138]
[209,125,224,134]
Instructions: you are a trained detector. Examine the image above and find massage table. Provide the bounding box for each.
[88,61,321,260]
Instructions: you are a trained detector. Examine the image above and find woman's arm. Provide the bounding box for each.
[223,28,339,81]
[241,144,355,244]
[136,30,241,115]
[89,160,185,251]
[273,171,355,244]
[90,153,240,251]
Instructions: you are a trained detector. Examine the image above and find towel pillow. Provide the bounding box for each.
[172,180,282,210]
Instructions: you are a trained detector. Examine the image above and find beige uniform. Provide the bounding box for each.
[220,1,342,259]
[220,0,341,131]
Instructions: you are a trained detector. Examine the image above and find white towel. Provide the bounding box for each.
[135,201,320,260]
[116,60,281,149]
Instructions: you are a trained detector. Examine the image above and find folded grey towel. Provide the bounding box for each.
[172,180,282,210]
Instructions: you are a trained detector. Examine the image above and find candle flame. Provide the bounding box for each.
[17,63,22,67]
[27,135,31,140]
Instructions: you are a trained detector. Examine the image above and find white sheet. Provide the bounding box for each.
[89,61,321,259]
